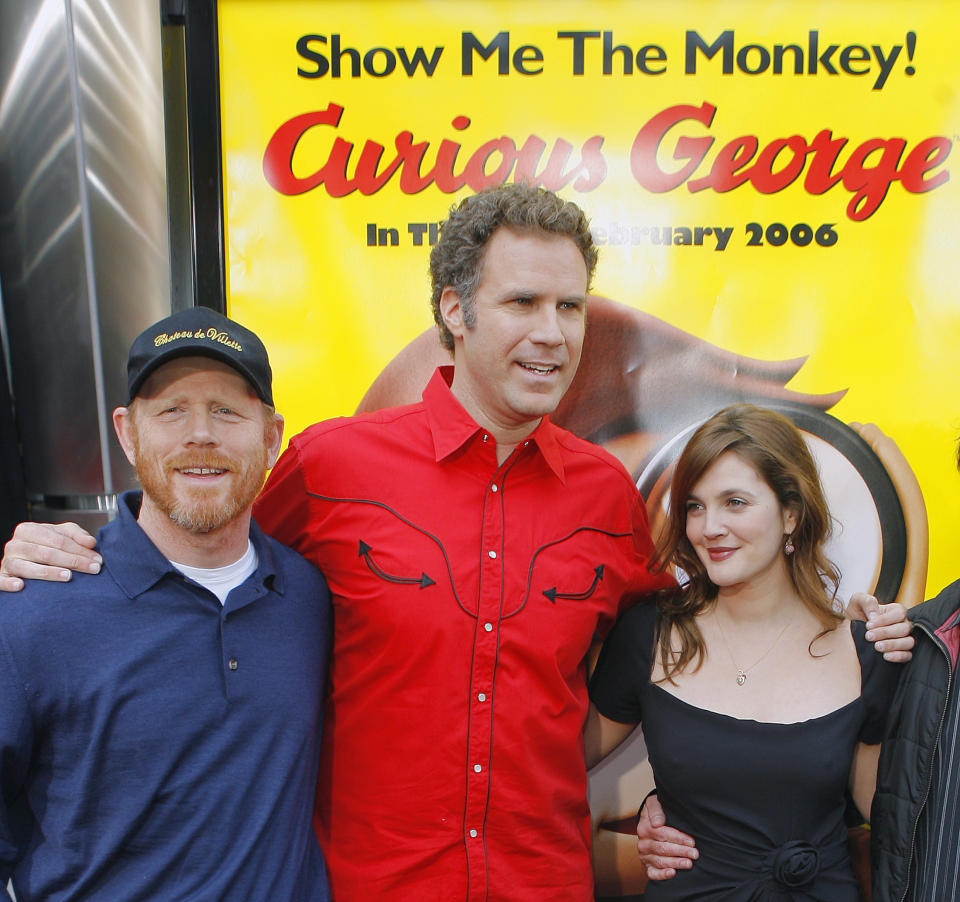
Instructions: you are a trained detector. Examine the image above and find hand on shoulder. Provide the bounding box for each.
[1,522,101,591]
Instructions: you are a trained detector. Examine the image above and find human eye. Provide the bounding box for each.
[559,299,582,311]
[213,405,245,420]
[726,497,747,509]
[684,499,703,514]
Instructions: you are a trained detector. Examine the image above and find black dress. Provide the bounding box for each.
[589,603,897,901]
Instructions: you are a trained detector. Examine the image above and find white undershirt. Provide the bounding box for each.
[170,540,258,605]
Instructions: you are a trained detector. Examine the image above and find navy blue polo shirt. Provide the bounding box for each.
[0,492,331,901]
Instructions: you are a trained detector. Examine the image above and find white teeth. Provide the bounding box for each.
[180,468,225,476]
[520,363,555,375]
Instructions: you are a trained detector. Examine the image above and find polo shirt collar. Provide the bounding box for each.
[102,490,281,599]
[422,366,566,482]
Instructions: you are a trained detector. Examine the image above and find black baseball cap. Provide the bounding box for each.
[126,307,273,406]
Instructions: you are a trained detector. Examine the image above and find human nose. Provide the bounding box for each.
[183,409,218,445]
[529,303,565,346]
[701,507,727,538]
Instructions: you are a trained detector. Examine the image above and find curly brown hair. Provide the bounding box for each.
[429,184,598,352]
[652,404,843,683]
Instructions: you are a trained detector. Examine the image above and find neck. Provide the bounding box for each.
[136,495,253,568]
[491,434,532,466]
[448,380,541,467]
[714,566,801,623]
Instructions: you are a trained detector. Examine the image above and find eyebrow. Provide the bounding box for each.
[494,287,586,301]
[142,395,252,408]
[687,488,758,501]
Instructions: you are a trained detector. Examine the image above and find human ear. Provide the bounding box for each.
[112,407,137,467]
[438,287,465,340]
[265,413,284,469]
[782,504,799,537]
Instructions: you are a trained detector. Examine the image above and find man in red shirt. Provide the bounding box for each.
[0,185,912,900]
[251,185,673,900]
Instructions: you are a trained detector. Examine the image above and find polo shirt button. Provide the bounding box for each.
[488,550,497,559]
[469,829,478,838]
[482,434,488,442]
[523,440,529,446]
[477,692,487,702]
[228,657,238,671]
[484,622,493,632]
[474,764,482,773]
[491,484,498,492]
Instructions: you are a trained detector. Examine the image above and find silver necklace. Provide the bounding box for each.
[714,610,795,686]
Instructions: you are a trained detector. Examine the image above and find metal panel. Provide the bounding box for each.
[71,0,171,471]
[0,0,101,499]
[0,0,171,519]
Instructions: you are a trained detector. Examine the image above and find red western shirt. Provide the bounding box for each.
[253,367,669,901]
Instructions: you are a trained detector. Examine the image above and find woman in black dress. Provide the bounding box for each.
[587,404,896,901]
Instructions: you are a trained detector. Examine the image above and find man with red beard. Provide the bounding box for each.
[0,308,331,901]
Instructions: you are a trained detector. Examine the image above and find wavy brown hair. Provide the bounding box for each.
[652,404,843,683]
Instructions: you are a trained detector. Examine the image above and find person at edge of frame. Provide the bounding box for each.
[869,436,960,901]
[0,185,912,902]
[0,307,331,900]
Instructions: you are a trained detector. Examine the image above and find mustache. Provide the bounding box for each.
[164,453,240,473]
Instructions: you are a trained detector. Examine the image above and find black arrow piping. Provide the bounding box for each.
[306,491,470,616]
[358,540,435,588]
[543,564,605,603]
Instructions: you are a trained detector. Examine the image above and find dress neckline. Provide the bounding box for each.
[649,681,861,727]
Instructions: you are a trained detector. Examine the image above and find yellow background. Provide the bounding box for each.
[218,0,960,598]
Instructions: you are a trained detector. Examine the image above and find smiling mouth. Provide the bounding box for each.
[177,467,228,476]
[518,363,559,376]
[707,547,737,560]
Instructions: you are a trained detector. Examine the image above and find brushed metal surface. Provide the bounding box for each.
[0,0,99,497]
[72,0,172,483]
[0,0,170,510]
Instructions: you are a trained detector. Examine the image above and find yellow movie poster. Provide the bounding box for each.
[216,2,957,891]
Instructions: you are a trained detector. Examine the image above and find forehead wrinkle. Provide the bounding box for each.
[137,381,258,409]
[137,356,254,399]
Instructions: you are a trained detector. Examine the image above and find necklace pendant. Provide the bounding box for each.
[736,670,747,686]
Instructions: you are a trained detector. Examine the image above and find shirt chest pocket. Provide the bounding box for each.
[504,526,631,619]
[324,499,479,619]
[491,527,635,675]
